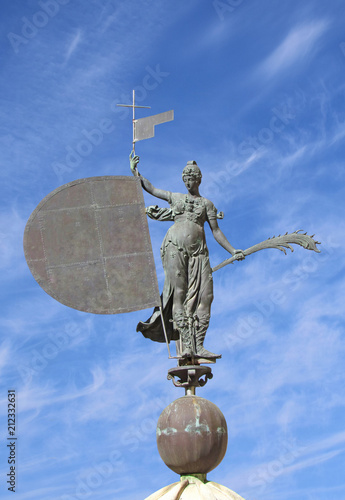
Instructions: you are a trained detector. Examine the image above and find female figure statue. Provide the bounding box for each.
[130,152,244,359]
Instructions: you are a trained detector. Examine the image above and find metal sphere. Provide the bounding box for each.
[156,395,228,475]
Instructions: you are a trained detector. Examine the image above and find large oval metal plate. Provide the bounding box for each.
[23,176,160,314]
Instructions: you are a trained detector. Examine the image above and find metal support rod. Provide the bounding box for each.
[185,387,196,396]
[116,89,151,156]
[132,89,135,155]
[160,306,172,358]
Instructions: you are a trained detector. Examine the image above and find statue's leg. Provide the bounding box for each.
[195,313,220,358]
[174,309,192,357]
[173,278,193,357]
[195,262,220,358]
[168,251,192,357]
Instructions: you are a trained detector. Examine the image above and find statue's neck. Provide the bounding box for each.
[186,188,200,197]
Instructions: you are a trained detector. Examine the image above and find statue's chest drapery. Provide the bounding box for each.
[159,194,209,259]
[171,195,207,226]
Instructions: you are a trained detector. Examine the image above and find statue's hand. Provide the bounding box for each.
[129,150,140,175]
[233,249,245,261]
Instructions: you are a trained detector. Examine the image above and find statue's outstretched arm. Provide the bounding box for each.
[129,151,170,202]
[208,216,245,260]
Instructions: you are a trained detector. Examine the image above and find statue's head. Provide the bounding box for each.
[182,161,202,185]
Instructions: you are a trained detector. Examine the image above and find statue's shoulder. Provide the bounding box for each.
[170,192,185,203]
[202,197,219,220]
[203,197,216,209]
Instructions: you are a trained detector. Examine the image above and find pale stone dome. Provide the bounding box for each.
[145,475,245,500]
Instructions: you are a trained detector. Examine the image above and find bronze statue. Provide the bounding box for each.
[130,152,245,359]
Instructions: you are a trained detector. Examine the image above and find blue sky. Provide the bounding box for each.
[1,1,345,499]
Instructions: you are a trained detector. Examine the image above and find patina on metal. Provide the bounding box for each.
[23,175,160,314]
[212,230,321,272]
[129,153,321,364]
[167,366,213,395]
[131,155,243,361]
[156,395,228,476]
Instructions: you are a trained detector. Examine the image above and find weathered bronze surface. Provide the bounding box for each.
[130,153,321,362]
[130,154,245,360]
[167,366,213,395]
[156,395,228,475]
[24,176,160,314]
[212,230,320,272]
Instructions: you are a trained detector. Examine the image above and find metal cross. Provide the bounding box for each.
[117,90,151,154]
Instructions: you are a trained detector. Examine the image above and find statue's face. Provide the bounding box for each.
[183,175,200,191]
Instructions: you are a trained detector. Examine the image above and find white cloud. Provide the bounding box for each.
[17,366,105,414]
[64,29,83,62]
[257,20,329,80]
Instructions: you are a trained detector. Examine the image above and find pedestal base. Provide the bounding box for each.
[167,365,213,394]
[145,475,246,499]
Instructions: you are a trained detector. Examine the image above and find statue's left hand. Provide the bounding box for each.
[129,150,140,175]
[233,249,245,261]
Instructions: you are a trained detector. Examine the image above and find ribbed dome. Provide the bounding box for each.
[145,475,245,500]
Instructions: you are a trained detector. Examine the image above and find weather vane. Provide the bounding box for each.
[117,89,174,155]
[23,91,320,499]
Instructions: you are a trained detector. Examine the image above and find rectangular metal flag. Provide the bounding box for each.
[134,110,174,142]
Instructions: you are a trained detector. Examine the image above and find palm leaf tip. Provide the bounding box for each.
[279,230,321,253]
[294,230,321,253]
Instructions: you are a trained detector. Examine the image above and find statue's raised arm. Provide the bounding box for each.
[129,151,170,202]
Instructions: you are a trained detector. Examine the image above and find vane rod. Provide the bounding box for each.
[116,89,151,154]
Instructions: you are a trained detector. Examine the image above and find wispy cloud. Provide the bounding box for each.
[229,448,344,498]
[64,29,83,62]
[15,366,105,415]
[257,20,329,80]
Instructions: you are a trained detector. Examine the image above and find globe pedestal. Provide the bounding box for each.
[157,395,227,475]
[145,366,246,499]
